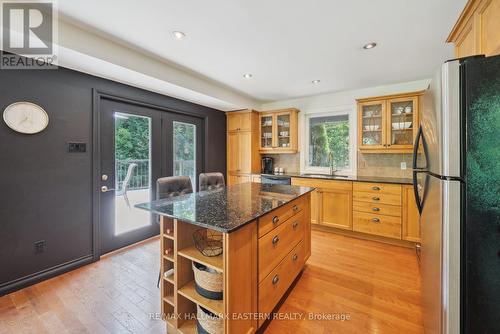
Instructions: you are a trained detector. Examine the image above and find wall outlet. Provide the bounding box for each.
[34,240,46,254]
[400,162,407,170]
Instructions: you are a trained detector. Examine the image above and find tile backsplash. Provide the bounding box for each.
[263,153,300,173]
[357,152,413,179]
[261,152,412,179]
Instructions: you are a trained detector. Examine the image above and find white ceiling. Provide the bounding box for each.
[58,0,467,103]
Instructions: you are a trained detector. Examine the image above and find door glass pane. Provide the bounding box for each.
[390,100,414,145]
[114,112,152,235]
[277,114,291,148]
[261,116,273,148]
[173,121,196,189]
[361,104,383,146]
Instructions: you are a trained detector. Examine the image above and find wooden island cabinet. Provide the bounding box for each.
[137,183,312,333]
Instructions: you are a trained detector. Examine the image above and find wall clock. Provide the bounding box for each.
[3,102,49,134]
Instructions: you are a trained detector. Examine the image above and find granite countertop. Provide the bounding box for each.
[261,172,413,185]
[135,183,314,233]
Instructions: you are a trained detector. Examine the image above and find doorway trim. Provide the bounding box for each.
[92,89,206,260]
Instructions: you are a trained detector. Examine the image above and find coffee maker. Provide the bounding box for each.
[261,157,274,174]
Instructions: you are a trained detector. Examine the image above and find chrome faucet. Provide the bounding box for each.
[328,151,338,175]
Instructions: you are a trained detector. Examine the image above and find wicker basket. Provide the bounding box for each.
[193,229,223,257]
[192,262,223,300]
[196,305,223,334]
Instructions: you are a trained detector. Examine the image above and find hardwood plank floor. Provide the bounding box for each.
[0,231,423,334]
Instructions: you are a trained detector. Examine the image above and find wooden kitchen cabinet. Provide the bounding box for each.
[447,0,500,58]
[357,91,422,153]
[319,188,352,230]
[227,110,252,132]
[291,178,352,230]
[402,185,421,242]
[226,110,260,185]
[259,108,299,154]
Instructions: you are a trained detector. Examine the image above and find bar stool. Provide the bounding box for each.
[156,176,193,287]
[199,172,225,191]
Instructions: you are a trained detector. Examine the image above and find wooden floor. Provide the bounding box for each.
[0,231,423,334]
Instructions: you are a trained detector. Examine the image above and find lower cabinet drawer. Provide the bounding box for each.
[258,196,304,237]
[258,210,304,282]
[353,191,401,206]
[353,201,401,217]
[259,240,304,317]
[353,212,402,239]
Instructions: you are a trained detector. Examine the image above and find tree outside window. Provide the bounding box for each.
[308,115,350,169]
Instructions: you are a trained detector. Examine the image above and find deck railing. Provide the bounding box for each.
[116,159,195,193]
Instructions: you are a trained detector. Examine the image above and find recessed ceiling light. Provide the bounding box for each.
[243,73,253,79]
[172,31,186,40]
[311,79,321,84]
[363,42,377,49]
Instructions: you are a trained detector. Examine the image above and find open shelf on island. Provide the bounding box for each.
[178,319,197,334]
[178,246,223,272]
[163,293,175,306]
[178,280,224,315]
[163,253,174,262]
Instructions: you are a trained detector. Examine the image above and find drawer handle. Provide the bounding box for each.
[272,235,280,245]
[292,221,299,229]
[372,207,380,212]
[371,218,380,223]
[372,186,381,191]
[292,204,299,212]
[272,216,279,224]
[272,275,280,285]
[372,196,380,201]
[292,254,298,261]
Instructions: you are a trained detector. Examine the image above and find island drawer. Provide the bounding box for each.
[353,191,401,206]
[353,212,401,239]
[258,209,304,282]
[258,196,305,237]
[353,201,401,217]
[259,240,304,318]
[353,182,401,195]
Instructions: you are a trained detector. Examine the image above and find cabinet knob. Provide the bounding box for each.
[372,207,380,212]
[292,221,299,229]
[293,204,299,212]
[372,197,380,201]
[292,254,298,261]
[371,218,380,223]
[372,186,380,191]
[272,216,279,224]
[272,275,280,285]
[272,235,280,245]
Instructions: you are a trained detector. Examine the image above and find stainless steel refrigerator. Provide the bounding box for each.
[414,54,500,334]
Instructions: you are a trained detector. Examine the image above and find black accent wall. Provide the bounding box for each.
[0,65,226,295]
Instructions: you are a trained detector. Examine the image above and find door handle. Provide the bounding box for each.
[371,218,380,223]
[272,216,279,224]
[292,221,299,229]
[101,186,115,193]
[272,275,280,285]
[272,235,280,245]
[372,197,380,201]
[292,254,298,261]
[372,207,380,212]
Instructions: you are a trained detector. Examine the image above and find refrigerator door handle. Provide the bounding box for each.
[412,125,425,170]
[413,170,424,214]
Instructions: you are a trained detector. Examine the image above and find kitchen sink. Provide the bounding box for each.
[300,173,349,178]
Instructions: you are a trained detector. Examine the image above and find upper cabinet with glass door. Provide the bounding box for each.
[357,91,423,153]
[259,108,299,153]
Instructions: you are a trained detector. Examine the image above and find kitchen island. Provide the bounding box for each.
[136,182,313,333]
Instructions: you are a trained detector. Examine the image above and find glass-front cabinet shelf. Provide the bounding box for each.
[259,108,299,153]
[357,91,422,153]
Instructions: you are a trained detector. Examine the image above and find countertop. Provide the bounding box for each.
[261,172,413,185]
[135,183,314,233]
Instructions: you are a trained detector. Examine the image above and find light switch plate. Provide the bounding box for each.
[400,162,407,170]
